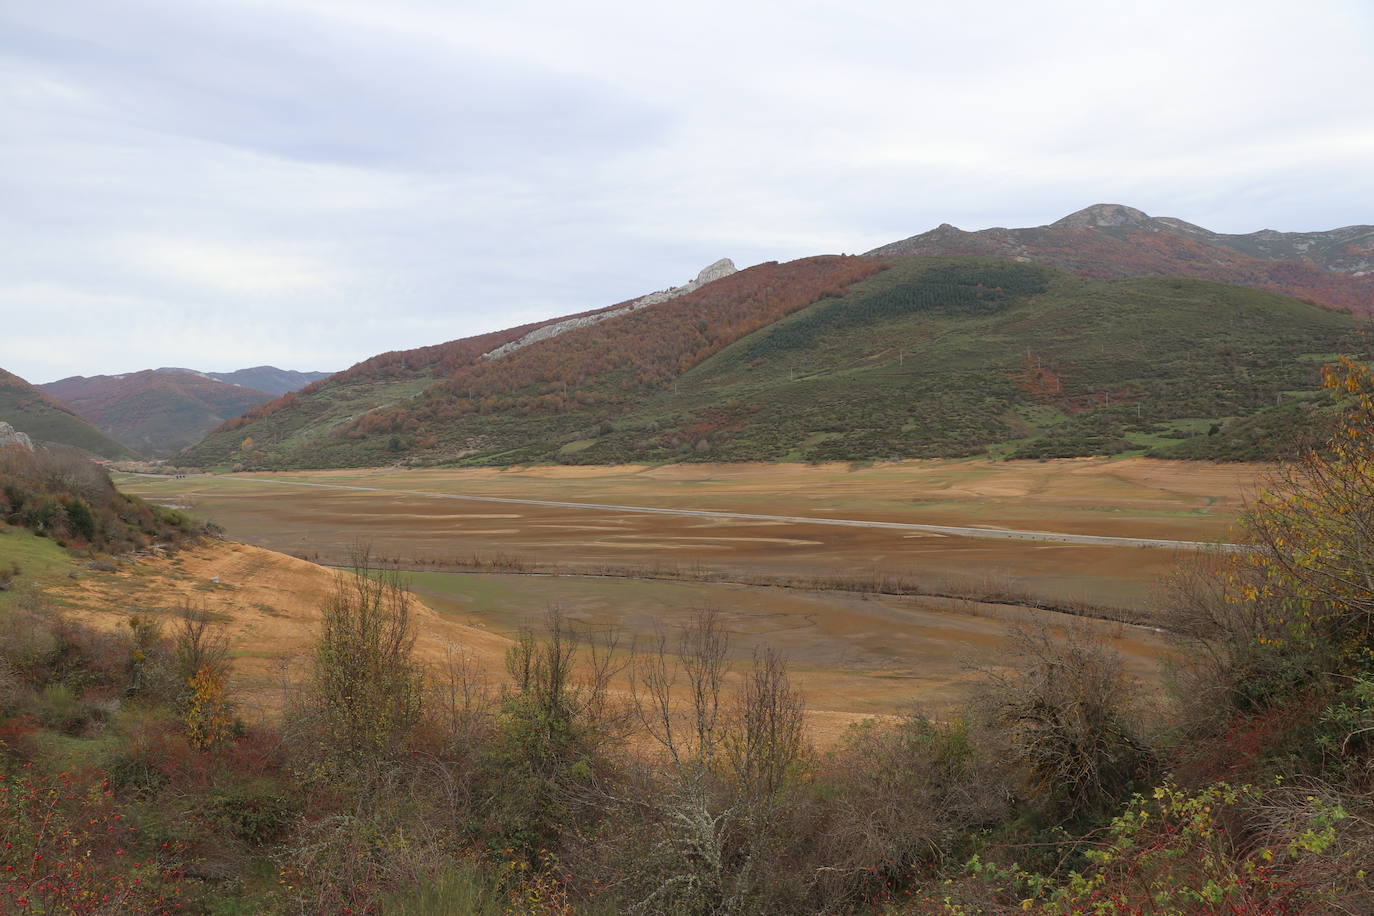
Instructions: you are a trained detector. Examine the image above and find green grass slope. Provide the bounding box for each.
[175,298,652,469]
[180,258,1368,469]
[0,369,136,459]
[557,260,1365,464]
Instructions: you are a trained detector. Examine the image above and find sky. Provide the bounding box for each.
[3,0,1372,384]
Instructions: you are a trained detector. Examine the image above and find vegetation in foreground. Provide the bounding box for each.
[1,443,211,566]
[3,360,1374,912]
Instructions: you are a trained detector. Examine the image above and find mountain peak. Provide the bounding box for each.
[1050,203,1153,230]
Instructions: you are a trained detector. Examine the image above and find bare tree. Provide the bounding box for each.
[172,602,230,689]
[726,646,805,799]
[634,608,729,768]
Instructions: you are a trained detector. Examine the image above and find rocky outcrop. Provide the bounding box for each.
[482,259,738,361]
[0,421,34,450]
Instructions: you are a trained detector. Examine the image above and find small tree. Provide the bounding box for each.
[184,664,235,750]
[484,607,624,857]
[172,605,235,750]
[725,646,805,801]
[1243,357,1374,660]
[123,614,165,699]
[294,549,425,779]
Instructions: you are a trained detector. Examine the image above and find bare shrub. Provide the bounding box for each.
[1159,552,1330,737]
[634,608,729,769]
[602,614,817,913]
[123,613,171,699]
[275,768,455,914]
[811,714,1010,907]
[429,641,496,754]
[1,590,133,696]
[0,656,21,712]
[171,604,230,689]
[972,626,1150,821]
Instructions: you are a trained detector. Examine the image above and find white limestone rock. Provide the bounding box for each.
[482,259,738,361]
[0,421,34,450]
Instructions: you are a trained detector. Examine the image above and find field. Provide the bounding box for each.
[111,457,1267,726]
[33,539,512,719]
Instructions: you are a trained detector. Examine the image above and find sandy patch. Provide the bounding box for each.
[380,513,523,520]
[46,541,511,715]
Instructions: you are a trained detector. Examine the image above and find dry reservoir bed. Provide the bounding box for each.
[114,458,1266,720]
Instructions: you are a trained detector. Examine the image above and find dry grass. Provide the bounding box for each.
[42,541,512,718]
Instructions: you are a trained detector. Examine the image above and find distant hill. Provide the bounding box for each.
[200,366,332,396]
[867,204,1374,314]
[41,370,275,457]
[179,256,1368,469]
[0,368,136,459]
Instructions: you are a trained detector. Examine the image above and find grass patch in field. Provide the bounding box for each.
[558,438,596,455]
[0,526,76,604]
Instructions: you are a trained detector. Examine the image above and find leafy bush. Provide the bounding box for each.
[287,552,425,783]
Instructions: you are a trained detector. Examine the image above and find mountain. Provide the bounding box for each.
[482,259,738,361]
[201,366,332,396]
[40,370,275,457]
[180,255,833,468]
[867,204,1374,313]
[0,368,136,459]
[179,255,1368,469]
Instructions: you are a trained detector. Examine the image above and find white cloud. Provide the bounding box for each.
[119,236,343,297]
[0,0,1371,382]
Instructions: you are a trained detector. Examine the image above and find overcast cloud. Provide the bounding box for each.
[3,0,1372,383]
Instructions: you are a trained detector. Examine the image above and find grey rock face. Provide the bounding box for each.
[0,421,34,450]
[482,259,738,361]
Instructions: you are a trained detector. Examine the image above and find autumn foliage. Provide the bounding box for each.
[211,295,652,435]
[342,256,883,437]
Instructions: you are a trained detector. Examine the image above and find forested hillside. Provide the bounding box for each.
[180,256,882,468]
[0,369,136,459]
[41,370,275,457]
[179,257,1365,469]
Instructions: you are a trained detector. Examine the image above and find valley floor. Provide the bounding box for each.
[107,457,1264,724]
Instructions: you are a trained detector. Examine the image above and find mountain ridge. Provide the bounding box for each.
[40,370,276,457]
[0,368,136,459]
[868,204,1374,310]
[178,257,1369,469]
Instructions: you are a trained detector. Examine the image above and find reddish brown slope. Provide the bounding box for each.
[870,205,1374,314]
[345,255,883,435]
[41,370,275,456]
